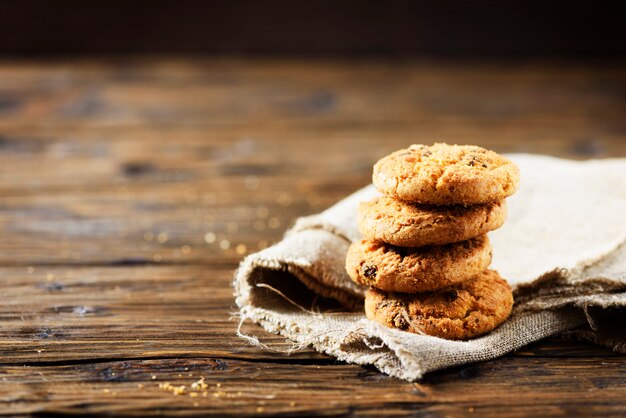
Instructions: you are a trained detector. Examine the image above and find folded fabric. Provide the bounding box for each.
[234,154,626,380]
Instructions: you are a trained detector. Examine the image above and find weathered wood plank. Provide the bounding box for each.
[0,59,624,128]
[1,356,625,416]
[0,186,317,266]
[0,131,624,265]
[0,266,327,362]
[1,126,624,193]
[0,266,618,367]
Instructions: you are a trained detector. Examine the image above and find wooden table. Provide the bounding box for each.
[1,58,625,416]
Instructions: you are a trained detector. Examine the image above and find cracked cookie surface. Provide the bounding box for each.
[358,196,506,247]
[372,143,520,205]
[364,269,514,340]
[345,235,492,293]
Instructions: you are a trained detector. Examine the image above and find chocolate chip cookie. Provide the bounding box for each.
[364,269,514,340]
[345,235,492,293]
[358,196,506,247]
[372,143,520,205]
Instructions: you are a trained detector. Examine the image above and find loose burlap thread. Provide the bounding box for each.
[233,154,626,380]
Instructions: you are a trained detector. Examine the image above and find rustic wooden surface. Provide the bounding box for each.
[0,58,625,417]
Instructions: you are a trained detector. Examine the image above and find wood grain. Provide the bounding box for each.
[1,265,618,366]
[2,356,625,416]
[0,58,625,416]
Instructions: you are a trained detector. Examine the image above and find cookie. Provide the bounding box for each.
[345,235,492,293]
[364,269,514,340]
[358,196,506,247]
[372,143,520,205]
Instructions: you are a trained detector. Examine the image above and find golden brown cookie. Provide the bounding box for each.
[345,235,492,293]
[358,196,506,247]
[364,269,514,340]
[372,143,520,205]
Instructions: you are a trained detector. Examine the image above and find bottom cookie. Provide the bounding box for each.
[364,269,514,340]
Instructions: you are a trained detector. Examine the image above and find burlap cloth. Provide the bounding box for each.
[233,154,626,381]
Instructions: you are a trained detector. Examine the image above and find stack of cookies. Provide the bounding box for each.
[346,143,520,340]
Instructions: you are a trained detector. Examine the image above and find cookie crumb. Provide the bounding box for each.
[277,193,293,206]
[227,222,238,233]
[191,377,208,391]
[268,217,281,229]
[204,232,216,244]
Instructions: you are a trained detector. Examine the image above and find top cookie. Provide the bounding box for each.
[372,143,520,205]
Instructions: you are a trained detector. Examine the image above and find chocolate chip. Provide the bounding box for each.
[467,156,487,168]
[363,265,377,278]
[393,313,409,330]
[422,150,432,157]
[377,300,394,310]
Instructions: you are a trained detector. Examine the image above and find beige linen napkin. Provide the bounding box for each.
[234,154,626,380]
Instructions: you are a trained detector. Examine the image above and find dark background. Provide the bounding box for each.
[1,0,624,58]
